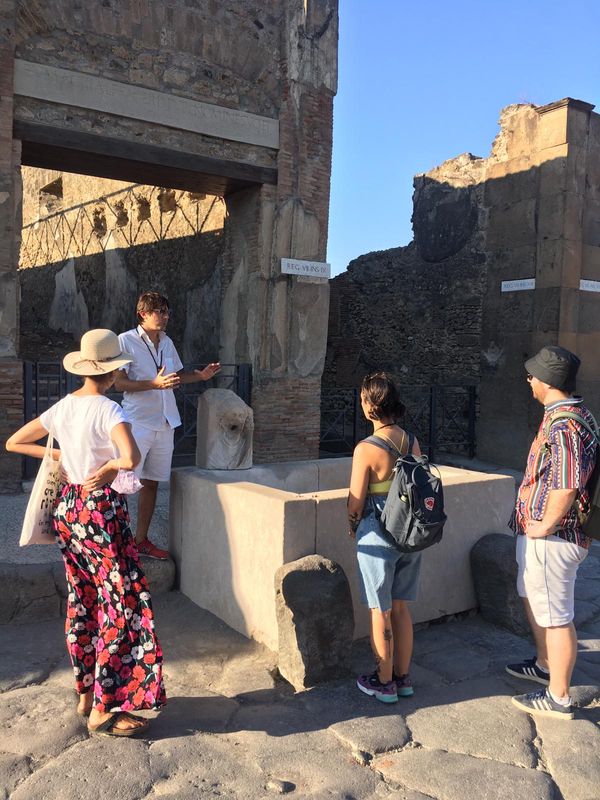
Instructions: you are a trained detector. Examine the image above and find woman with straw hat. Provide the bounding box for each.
[6,329,166,737]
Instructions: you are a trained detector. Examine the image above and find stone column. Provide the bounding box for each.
[477,99,597,469]
[0,2,24,491]
[220,0,338,463]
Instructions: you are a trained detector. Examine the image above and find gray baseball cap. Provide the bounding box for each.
[524,345,580,391]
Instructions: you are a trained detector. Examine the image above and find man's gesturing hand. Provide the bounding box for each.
[194,362,221,381]
[151,366,181,390]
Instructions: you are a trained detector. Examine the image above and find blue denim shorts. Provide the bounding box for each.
[356,495,422,611]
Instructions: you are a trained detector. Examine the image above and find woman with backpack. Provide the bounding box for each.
[348,372,422,703]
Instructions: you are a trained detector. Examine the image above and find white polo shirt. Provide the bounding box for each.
[118,326,183,431]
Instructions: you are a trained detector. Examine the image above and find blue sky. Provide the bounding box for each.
[327,0,600,276]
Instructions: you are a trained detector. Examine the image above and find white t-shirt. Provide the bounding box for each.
[40,394,127,484]
[118,326,183,431]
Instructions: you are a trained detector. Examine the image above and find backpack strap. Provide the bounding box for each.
[366,430,414,456]
[543,410,600,446]
[363,435,398,456]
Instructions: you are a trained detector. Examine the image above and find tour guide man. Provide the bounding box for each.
[507,345,598,720]
[116,292,220,560]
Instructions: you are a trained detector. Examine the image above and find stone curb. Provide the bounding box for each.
[0,557,176,625]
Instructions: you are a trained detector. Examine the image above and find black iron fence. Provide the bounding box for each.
[23,361,252,478]
[320,384,477,462]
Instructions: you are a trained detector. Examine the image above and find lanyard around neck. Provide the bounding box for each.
[137,329,162,373]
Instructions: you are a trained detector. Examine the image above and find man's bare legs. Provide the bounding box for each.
[136,479,159,545]
[391,599,413,676]
[522,597,549,668]
[522,598,577,698]
[546,622,577,698]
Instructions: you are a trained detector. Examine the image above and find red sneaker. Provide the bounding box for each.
[136,538,169,560]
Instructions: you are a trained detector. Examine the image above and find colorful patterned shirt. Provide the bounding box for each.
[510,398,598,548]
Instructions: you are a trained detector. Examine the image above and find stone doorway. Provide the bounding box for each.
[0,2,338,489]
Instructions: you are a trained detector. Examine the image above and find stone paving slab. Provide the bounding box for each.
[0,618,64,692]
[1,590,599,799]
[0,685,87,760]
[404,676,537,768]
[10,738,152,800]
[536,716,600,800]
[371,748,559,800]
[329,714,411,756]
[0,753,31,800]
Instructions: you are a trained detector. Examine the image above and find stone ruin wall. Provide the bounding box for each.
[0,1,338,487]
[324,100,600,468]
[324,152,488,391]
[19,167,226,365]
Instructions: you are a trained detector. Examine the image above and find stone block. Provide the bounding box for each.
[567,104,593,148]
[486,198,537,250]
[536,105,568,151]
[470,533,529,636]
[139,555,176,594]
[196,388,253,470]
[484,162,538,207]
[536,238,564,289]
[274,555,353,690]
[582,244,600,279]
[575,332,600,381]
[0,562,62,625]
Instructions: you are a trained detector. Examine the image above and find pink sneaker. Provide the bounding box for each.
[356,672,398,703]
[136,538,169,560]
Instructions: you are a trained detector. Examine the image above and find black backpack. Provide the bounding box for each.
[365,433,447,553]
[543,410,600,540]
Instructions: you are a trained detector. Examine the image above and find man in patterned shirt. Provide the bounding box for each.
[506,345,598,720]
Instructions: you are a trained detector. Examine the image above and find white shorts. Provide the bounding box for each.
[132,424,175,483]
[516,534,588,628]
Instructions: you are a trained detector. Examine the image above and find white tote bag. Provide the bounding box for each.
[19,431,61,546]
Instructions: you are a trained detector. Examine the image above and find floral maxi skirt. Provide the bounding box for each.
[53,483,166,713]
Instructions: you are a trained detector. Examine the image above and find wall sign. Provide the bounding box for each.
[580,279,600,293]
[501,278,536,292]
[281,258,331,279]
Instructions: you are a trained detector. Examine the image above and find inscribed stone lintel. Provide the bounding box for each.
[13,59,280,150]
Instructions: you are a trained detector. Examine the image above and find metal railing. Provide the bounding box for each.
[22,361,252,478]
[320,384,477,462]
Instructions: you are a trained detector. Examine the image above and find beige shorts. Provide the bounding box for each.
[516,534,588,627]
[132,424,175,483]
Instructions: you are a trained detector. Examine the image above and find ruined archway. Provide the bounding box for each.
[0,1,339,489]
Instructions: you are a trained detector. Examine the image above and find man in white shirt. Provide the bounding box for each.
[116,292,220,559]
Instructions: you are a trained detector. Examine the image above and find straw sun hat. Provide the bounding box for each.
[63,329,133,376]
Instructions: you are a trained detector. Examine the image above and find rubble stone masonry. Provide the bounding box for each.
[325,100,600,469]
[0,0,339,485]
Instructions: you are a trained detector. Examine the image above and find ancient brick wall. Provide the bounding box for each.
[325,101,600,469]
[1,1,338,484]
[324,153,488,392]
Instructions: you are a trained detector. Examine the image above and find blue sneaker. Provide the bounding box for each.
[393,672,414,697]
[511,688,573,720]
[505,657,549,686]
[356,672,398,704]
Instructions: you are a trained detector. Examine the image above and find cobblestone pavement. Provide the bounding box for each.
[1,569,600,800]
[2,484,600,799]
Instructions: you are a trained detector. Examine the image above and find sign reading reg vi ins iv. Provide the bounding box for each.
[281,258,331,279]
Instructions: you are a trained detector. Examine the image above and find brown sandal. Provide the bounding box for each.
[88,711,150,737]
